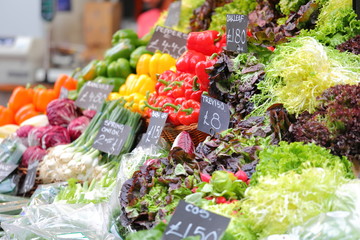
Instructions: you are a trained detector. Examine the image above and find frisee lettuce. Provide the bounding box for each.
[250,36,360,116]
[240,167,350,238]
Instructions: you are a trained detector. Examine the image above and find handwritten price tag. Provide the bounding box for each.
[75,82,113,111]
[146,25,188,59]
[59,87,69,99]
[164,0,182,27]
[226,14,249,53]
[139,111,168,148]
[197,95,230,136]
[0,163,18,182]
[163,201,230,240]
[19,160,39,194]
[92,120,131,155]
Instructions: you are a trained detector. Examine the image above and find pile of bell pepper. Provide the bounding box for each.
[146,30,226,126]
[76,29,151,95]
[0,74,77,126]
[108,52,176,114]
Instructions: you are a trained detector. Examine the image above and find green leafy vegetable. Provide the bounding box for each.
[250,36,360,116]
[301,0,360,47]
[209,0,257,33]
[251,141,354,185]
[279,0,310,15]
[240,167,350,238]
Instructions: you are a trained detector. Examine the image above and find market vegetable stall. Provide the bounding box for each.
[0,0,359,239]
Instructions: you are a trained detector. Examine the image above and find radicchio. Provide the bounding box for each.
[46,99,79,127]
[21,146,47,168]
[67,116,90,141]
[41,126,71,149]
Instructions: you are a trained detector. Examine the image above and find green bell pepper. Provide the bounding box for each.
[111,29,138,46]
[105,39,135,62]
[129,46,153,69]
[94,77,125,92]
[107,58,132,79]
[95,60,108,77]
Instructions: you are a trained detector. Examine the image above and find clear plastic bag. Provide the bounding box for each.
[1,203,120,240]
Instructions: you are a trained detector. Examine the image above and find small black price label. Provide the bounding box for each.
[41,0,56,22]
[163,201,230,240]
[146,25,188,59]
[59,87,69,99]
[75,82,113,111]
[197,95,230,136]
[92,120,131,156]
[19,160,39,194]
[139,111,168,148]
[164,0,182,27]
[0,163,18,182]
[354,0,360,19]
[226,14,249,53]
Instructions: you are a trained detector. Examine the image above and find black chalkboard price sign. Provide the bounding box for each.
[139,111,168,148]
[197,95,230,136]
[0,163,18,182]
[354,0,360,19]
[162,201,230,240]
[164,0,182,27]
[19,160,39,194]
[59,87,69,99]
[92,120,131,155]
[146,25,188,59]
[75,82,113,111]
[226,14,249,53]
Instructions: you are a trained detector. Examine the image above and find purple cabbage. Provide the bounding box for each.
[28,126,51,147]
[21,146,47,168]
[67,116,90,141]
[41,126,71,149]
[16,125,34,138]
[46,99,79,127]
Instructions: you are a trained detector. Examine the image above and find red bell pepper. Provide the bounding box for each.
[177,100,200,125]
[163,102,181,125]
[176,50,206,74]
[187,30,222,56]
[190,90,203,102]
[215,34,226,53]
[195,53,218,91]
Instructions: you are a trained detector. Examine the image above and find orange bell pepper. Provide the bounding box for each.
[8,86,34,113]
[0,106,15,126]
[54,74,77,97]
[34,89,57,113]
[14,103,39,125]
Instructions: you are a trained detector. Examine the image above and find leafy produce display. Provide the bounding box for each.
[250,36,360,116]
[0,0,360,239]
[120,132,199,230]
[290,84,360,163]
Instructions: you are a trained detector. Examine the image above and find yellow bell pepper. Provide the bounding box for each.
[136,53,152,75]
[147,53,176,81]
[132,74,155,96]
[108,92,122,101]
